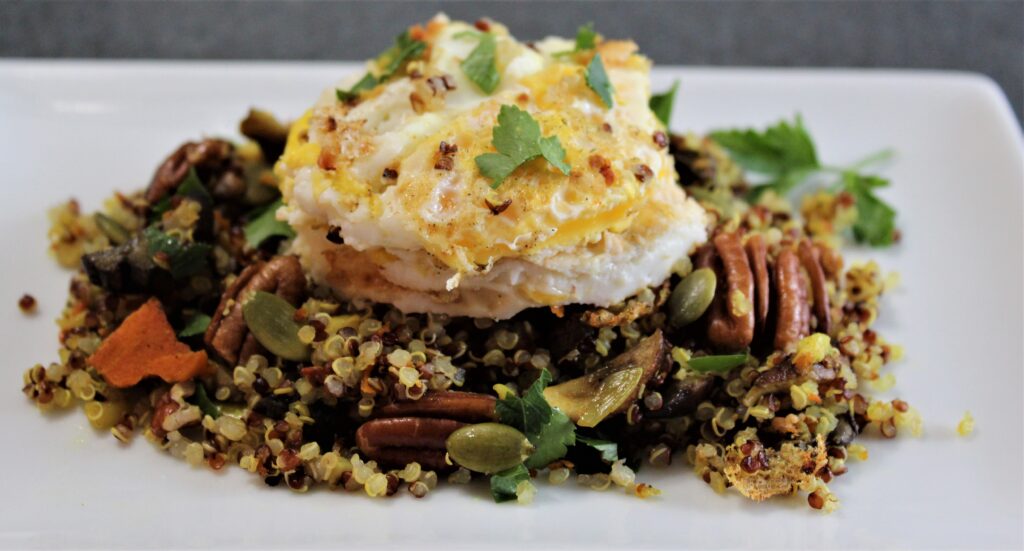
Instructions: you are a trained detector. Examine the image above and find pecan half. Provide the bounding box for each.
[745,234,770,331]
[797,240,831,335]
[707,232,755,352]
[773,248,811,350]
[204,255,306,365]
[356,417,464,470]
[356,391,498,469]
[147,139,244,204]
[374,391,496,422]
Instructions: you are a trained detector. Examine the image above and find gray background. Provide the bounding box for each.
[2,0,1022,121]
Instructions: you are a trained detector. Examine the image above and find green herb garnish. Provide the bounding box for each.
[243,198,295,248]
[475,105,570,188]
[710,115,898,247]
[143,226,211,279]
[458,31,500,94]
[585,53,614,108]
[575,435,619,463]
[649,80,679,127]
[496,369,576,469]
[193,383,221,419]
[151,167,212,218]
[336,73,379,102]
[710,115,819,196]
[489,463,530,503]
[844,172,897,246]
[178,313,211,338]
[335,30,425,102]
[687,353,749,374]
[574,23,597,51]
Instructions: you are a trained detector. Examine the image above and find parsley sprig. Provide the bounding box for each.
[457,30,500,94]
[475,105,570,188]
[649,80,679,126]
[336,30,426,102]
[585,53,614,108]
[710,115,898,247]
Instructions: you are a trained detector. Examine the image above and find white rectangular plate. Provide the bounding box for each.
[1,61,1021,550]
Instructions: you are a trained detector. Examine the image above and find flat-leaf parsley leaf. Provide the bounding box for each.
[458,31,500,93]
[585,53,614,108]
[649,80,679,127]
[475,105,570,188]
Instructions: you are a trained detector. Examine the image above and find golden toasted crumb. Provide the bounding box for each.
[723,435,827,501]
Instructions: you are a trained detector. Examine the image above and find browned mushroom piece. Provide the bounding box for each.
[204,255,306,365]
[772,248,811,350]
[706,232,755,352]
[355,417,465,470]
[798,240,831,335]
[745,234,770,330]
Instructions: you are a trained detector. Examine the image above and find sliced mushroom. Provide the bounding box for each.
[543,331,668,427]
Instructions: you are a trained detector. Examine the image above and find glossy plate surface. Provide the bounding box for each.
[1,61,1021,550]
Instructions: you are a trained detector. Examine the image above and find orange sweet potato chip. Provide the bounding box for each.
[88,298,210,388]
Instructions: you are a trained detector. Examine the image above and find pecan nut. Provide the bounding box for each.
[773,247,811,350]
[797,239,831,335]
[745,233,770,331]
[147,138,244,204]
[706,232,756,352]
[356,417,464,470]
[356,391,497,469]
[204,255,306,365]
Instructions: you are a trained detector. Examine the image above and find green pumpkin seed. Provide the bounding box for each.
[242,291,310,361]
[668,267,717,328]
[577,366,644,428]
[94,213,130,245]
[445,422,533,474]
[687,353,749,373]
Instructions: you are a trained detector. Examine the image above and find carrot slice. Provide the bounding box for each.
[88,298,210,388]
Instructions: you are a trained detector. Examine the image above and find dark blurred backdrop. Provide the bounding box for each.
[2,0,1021,121]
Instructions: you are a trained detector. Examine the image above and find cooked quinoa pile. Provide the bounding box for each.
[24,108,917,511]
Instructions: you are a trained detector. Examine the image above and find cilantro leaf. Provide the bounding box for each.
[844,172,897,246]
[377,30,426,80]
[475,153,520,187]
[244,199,295,248]
[585,53,614,108]
[524,408,575,468]
[649,80,679,127]
[336,73,379,102]
[492,105,542,163]
[475,105,570,188]
[537,135,570,175]
[460,32,500,94]
[575,436,619,463]
[710,115,819,179]
[496,368,554,436]
[178,313,211,338]
[490,464,530,503]
[496,369,577,469]
[574,23,596,50]
[143,226,211,279]
[334,31,424,102]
